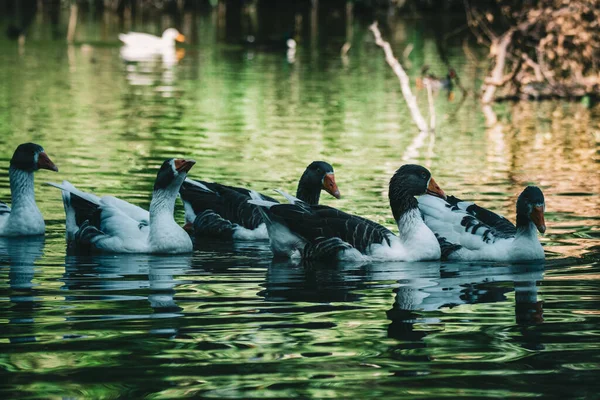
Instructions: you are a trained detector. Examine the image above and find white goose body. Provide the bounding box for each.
[87,195,192,254]
[0,169,45,236]
[0,143,58,237]
[119,28,184,52]
[49,159,195,254]
[367,209,441,261]
[417,187,546,262]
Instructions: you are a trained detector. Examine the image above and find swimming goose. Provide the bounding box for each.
[48,158,195,254]
[248,164,445,261]
[118,28,185,50]
[0,143,58,237]
[417,186,546,261]
[179,161,341,241]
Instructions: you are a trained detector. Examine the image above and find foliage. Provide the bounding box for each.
[467,0,600,100]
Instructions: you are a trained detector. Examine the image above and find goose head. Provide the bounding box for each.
[298,161,340,201]
[389,164,445,220]
[162,28,185,43]
[516,186,546,233]
[10,143,58,173]
[154,158,196,193]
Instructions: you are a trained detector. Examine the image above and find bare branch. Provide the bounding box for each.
[369,22,429,133]
[481,30,515,103]
[425,81,435,132]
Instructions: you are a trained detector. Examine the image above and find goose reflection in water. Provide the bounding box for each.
[62,254,192,337]
[259,259,545,350]
[120,44,185,93]
[387,262,545,352]
[0,236,45,343]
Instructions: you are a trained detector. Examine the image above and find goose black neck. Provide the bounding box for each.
[516,211,533,233]
[389,190,418,221]
[296,179,321,205]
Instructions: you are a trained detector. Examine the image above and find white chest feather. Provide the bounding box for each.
[0,169,45,237]
[367,209,440,261]
[0,206,45,236]
[149,214,193,254]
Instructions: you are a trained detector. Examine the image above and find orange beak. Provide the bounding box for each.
[322,173,340,199]
[426,177,446,199]
[530,205,546,234]
[37,151,58,172]
[176,33,185,43]
[174,159,196,173]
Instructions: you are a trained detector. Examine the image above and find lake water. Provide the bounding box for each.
[1,7,599,399]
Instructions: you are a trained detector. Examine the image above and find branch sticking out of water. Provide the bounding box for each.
[67,3,78,44]
[425,81,435,132]
[369,22,430,133]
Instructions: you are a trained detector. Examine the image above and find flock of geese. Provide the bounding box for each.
[1,142,546,262]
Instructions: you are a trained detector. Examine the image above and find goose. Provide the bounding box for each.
[48,158,195,254]
[0,143,58,237]
[179,161,341,241]
[248,164,446,261]
[118,28,185,51]
[417,186,546,261]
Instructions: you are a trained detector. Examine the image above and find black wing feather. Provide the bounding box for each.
[269,204,393,254]
[0,201,10,215]
[69,193,102,229]
[436,234,463,260]
[69,220,105,253]
[192,210,236,239]
[205,182,279,203]
[301,237,353,259]
[446,195,516,238]
[180,180,268,231]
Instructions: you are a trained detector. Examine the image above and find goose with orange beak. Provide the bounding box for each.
[48,158,196,254]
[0,143,58,236]
[418,184,546,261]
[180,161,341,241]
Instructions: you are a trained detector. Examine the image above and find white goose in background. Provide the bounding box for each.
[249,164,446,261]
[48,158,195,254]
[119,28,185,52]
[0,143,58,237]
[418,185,546,262]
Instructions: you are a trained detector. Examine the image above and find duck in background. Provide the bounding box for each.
[243,31,297,63]
[0,143,58,237]
[48,158,195,254]
[418,186,546,261]
[119,28,185,52]
[180,161,340,242]
[417,65,456,90]
[119,28,185,67]
[416,65,459,100]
